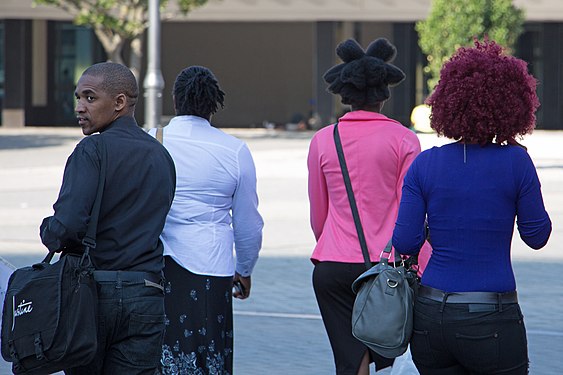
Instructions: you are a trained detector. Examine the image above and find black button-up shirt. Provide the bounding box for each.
[40,116,176,274]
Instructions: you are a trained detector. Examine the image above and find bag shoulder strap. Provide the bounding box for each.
[156,127,163,144]
[82,136,107,249]
[334,122,389,270]
[43,136,107,264]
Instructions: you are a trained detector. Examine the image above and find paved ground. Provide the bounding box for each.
[0,126,561,374]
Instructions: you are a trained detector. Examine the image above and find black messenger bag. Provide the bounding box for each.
[1,137,107,374]
[1,251,98,374]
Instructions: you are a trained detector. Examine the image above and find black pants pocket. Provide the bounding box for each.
[411,329,436,368]
[455,331,499,373]
[126,312,166,367]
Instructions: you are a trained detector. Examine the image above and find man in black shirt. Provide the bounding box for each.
[40,62,176,374]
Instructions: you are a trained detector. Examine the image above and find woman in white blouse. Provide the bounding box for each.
[150,66,264,375]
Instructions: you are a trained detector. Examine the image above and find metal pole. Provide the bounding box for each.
[143,0,164,128]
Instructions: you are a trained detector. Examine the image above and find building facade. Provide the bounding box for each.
[1,0,562,129]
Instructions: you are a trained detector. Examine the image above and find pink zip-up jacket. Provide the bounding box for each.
[308,110,428,265]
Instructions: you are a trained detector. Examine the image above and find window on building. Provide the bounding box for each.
[53,22,104,124]
[516,23,543,127]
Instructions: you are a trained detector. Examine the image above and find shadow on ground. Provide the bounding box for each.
[1,255,561,375]
[0,134,81,150]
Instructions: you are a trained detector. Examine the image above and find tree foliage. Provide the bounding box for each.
[33,0,209,80]
[416,0,525,91]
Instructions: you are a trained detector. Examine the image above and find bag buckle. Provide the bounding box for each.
[81,237,96,249]
[8,341,20,363]
[79,252,93,269]
[34,333,46,360]
[386,279,399,288]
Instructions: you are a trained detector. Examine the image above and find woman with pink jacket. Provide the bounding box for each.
[308,38,427,375]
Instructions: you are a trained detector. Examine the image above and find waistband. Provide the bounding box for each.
[93,270,162,284]
[418,285,518,305]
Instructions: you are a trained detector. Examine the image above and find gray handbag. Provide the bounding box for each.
[333,122,418,359]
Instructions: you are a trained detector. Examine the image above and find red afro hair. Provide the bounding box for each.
[426,39,539,145]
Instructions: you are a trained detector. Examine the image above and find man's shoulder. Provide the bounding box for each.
[75,133,101,155]
[104,122,162,147]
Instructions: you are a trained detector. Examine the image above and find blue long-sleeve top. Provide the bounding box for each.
[393,142,551,292]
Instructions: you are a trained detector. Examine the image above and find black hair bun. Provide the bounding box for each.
[336,39,366,63]
[366,38,397,62]
[323,38,405,107]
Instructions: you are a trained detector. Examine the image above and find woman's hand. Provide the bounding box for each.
[233,272,251,299]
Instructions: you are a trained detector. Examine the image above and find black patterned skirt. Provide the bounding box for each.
[158,256,234,375]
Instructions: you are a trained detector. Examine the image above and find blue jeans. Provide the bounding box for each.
[411,296,529,374]
[65,272,165,375]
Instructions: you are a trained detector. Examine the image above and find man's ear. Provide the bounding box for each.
[115,93,127,112]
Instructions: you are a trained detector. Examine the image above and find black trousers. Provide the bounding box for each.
[313,261,395,375]
[65,272,165,375]
[411,296,529,374]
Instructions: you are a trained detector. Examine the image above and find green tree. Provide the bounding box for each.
[416,0,524,91]
[33,0,208,81]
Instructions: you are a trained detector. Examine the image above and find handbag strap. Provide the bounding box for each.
[43,136,107,264]
[156,127,163,144]
[334,122,393,270]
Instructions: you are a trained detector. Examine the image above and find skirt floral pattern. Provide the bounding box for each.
[157,256,234,375]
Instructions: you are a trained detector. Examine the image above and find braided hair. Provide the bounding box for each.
[173,66,225,119]
[323,38,405,109]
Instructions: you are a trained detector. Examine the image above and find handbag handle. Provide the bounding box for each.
[42,136,107,264]
[333,122,393,270]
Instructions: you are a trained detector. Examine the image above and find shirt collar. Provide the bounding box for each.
[168,115,211,128]
[101,115,138,132]
[339,110,391,123]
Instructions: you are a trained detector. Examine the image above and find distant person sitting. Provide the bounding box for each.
[286,113,308,131]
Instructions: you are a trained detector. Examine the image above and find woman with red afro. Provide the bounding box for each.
[393,40,552,374]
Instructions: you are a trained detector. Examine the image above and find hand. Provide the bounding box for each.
[233,272,251,300]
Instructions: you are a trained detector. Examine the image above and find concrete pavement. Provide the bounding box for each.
[0,126,561,374]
